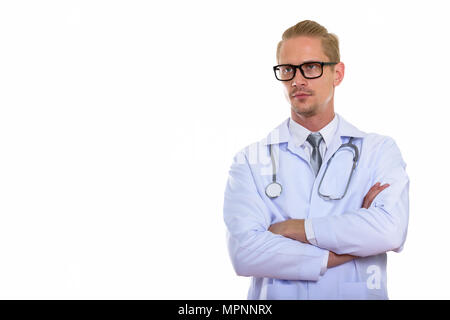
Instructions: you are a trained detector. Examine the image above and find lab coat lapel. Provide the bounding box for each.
[322,114,366,165]
[262,118,310,163]
[323,134,343,166]
[287,139,309,163]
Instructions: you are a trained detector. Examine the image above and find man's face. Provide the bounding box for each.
[278,36,344,118]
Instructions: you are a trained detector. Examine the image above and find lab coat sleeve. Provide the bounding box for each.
[310,137,409,257]
[223,150,329,281]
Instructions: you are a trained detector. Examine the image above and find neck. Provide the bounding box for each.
[290,108,335,132]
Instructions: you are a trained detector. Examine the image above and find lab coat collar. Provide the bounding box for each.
[335,113,367,139]
[262,113,366,146]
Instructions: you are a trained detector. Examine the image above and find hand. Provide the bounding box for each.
[268,219,307,243]
[361,182,389,209]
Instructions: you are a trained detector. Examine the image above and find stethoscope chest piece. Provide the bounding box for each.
[265,182,282,199]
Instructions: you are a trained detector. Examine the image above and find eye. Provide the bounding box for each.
[305,63,319,70]
[281,66,293,74]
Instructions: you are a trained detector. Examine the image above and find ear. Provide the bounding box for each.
[333,62,345,86]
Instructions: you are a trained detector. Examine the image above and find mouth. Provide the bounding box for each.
[292,92,312,99]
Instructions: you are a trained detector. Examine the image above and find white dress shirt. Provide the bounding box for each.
[288,114,339,276]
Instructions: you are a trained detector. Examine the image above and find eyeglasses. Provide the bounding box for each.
[273,61,338,81]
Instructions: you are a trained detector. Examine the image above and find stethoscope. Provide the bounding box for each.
[265,137,359,200]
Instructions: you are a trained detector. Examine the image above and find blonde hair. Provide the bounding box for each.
[276,20,340,64]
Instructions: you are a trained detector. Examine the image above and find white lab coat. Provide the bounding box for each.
[223,113,409,300]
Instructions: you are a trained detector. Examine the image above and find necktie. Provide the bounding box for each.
[307,132,323,176]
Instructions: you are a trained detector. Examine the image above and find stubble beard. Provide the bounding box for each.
[291,101,319,118]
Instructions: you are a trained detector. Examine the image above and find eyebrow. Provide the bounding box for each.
[298,60,322,64]
[280,60,322,65]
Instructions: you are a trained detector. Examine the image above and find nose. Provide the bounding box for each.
[291,67,308,87]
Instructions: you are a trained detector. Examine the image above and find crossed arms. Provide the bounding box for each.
[268,182,389,268]
[224,137,409,281]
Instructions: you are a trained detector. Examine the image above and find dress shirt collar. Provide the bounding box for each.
[261,113,366,146]
[288,114,338,149]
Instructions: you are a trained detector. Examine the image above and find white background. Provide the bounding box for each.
[0,0,448,299]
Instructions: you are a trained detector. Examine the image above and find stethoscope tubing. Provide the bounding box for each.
[265,137,359,200]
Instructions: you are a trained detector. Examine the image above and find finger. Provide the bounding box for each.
[362,199,369,209]
[362,193,372,208]
[366,182,381,198]
[367,184,390,203]
[369,182,382,193]
[371,182,390,193]
[370,187,384,199]
[362,183,390,209]
[375,184,390,192]
[364,185,378,201]
[368,182,379,190]
[365,185,383,204]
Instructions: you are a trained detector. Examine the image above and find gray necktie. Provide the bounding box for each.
[307,132,323,176]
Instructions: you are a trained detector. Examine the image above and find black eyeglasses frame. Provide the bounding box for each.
[273,61,338,81]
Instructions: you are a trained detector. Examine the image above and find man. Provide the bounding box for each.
[223,20,409,300]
